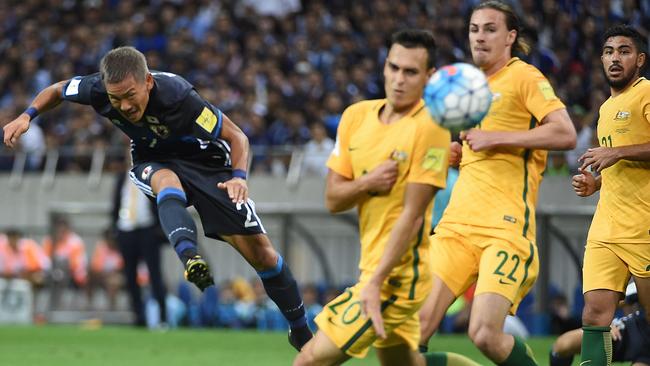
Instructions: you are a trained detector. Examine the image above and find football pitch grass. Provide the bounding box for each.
[0,325,629,366]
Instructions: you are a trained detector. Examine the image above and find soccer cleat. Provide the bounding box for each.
[288,325,313,351]
[184,255,214,291]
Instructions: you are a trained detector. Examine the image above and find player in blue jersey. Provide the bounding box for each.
[3,46,312,350]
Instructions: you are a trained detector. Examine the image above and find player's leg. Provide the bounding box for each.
[377,343,423,366]
[223,232,312,350]
[117,230,145,326]
[131,163,213,291]
[418,275,457,351]
[549,328,582,366]
[469,238,539,365]
[580,241,630,366]
[419,228,478,351]
[293,331,350,366]
[140,230,167,324]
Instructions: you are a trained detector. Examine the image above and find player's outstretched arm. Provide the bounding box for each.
[217,113,250,203]
[324,159,398,213]
[3,80,68,148]
[461,108,577,152]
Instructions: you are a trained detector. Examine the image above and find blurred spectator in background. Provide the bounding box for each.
[112,168,168,327]
[42,215,88,309]
[0,228,50,285]
[0,0,648,175]
[301,122,334,177]
[86,228,124,311]
[549,292,582,335]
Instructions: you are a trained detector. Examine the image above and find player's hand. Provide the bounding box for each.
[578,147,620,172]
[3,114,31,148]
[460,128,495,152]
[449,141,462,166]
[360,280,386,339]
[571,168,597,197]
[363,159,398,194]
[610,324,622,341]
[217,177,248,204]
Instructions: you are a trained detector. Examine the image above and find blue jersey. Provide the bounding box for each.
[62,71,230,166]
[612,310,650,363]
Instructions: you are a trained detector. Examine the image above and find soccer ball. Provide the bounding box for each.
[423,63,492,133]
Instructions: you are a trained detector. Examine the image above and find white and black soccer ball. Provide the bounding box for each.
[423,63,492,133]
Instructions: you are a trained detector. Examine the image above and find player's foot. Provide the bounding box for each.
[184,255,214,291]
[288,325,313,351]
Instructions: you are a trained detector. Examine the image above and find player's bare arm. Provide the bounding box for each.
[3,80,68,148]
[579,142,650,172]
[324,159,398,213]
[449,141,462,166]
[460,108,576,152]
[360,182,436,339]
[571,168,601,197]
[217,113,250,204]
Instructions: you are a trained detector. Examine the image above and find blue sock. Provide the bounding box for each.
[258,255,307,329]
[156,188,198,262]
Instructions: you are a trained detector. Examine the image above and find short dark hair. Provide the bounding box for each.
[390,29,437,69]
[473,0,531,56]
[603,24,647,54]
[100,46,149,84]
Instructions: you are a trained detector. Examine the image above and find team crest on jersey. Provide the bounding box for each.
[141,166,153,180]
[148,124,170,138]
[422,148,445,172]
[614,110,630,121]
[391,150,408,162]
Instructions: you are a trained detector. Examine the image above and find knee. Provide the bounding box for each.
[468,323,499,353]
[581,303,613,326]
[252,247,279,270]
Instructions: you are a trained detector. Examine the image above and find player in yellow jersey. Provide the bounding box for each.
[293,29,479,366]
[571,24,650,366]
[418,1,577,365]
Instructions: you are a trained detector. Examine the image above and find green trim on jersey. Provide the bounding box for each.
[340,295,398,352]
[409,223,425,300]
[521,117,537,239]
[520,241,535,289]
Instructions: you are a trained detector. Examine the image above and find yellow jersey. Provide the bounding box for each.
[438,58,565,241]
[327,99,450,298]
[588,77,650,244]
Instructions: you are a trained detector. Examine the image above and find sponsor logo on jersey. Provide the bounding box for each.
[503,215,517,223]
[537,81,557,100]
[614,110,630,121]
[195,107,217,133]
[422,148,446,172]
[65,78,81,96]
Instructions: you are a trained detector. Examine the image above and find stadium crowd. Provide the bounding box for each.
[0,0,649,174]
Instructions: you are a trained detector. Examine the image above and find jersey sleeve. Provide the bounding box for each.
[61,74,101,105]
[408,123,450,189]
[519,66,565,123]
[171,90,224,141]
[326,105,356,178]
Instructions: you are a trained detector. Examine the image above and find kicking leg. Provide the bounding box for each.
[150,168,213,291]
[224,233,312,350]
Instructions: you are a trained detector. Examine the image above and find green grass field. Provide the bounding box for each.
[0,325,629,366]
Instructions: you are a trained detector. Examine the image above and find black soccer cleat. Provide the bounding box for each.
[184,255,214,291]
[288,325,313,351]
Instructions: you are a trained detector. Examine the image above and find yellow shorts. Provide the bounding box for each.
[314,280,428,358]
[431,224,539,314]
[583,240,650,294]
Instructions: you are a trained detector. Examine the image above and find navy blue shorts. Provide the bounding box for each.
[129,159,266,239]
